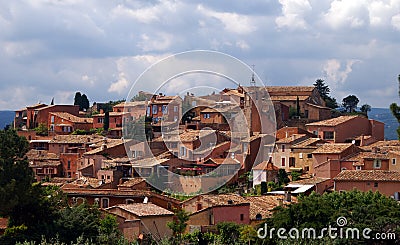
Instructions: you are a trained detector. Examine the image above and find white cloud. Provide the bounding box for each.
[108,72,129,94]
[392,14,400,30]
[323,0,367,29]
[197,5,257,34]
[275,0,312,30]
[323,59,361,89]
[138,33,173,52]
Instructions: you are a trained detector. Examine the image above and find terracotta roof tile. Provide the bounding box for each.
[253,160,279,171]
[345,152,388,162]
[334,170,400,182]
[118,178,146,187]
[0,217,8,229]
[312,143,354,154]
[276,134,308,144]
[50,112,93,123]
[112,203,173,217]
[291,138,325,148]
[49,135,104,144]
[306,115,359,127]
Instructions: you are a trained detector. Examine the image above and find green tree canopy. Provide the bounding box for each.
[265,190,400,244]
[342,94,360,112]
[74,92,90,111]
[390,74,400,139]
[314,79,338,109]
[360,104,372,117]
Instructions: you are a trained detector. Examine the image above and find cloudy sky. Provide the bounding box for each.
[0,0,399,110]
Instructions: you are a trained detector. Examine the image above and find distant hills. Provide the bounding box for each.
[368,108,398,140]
[0,111,14,129]
[0,108,398,139]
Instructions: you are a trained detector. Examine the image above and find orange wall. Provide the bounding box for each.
[335,181,400,197]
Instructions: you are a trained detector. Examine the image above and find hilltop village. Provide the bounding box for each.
[6,84,400,242]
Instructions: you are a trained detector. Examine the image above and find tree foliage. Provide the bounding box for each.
[103,111,110,131]
[74,92,89,111]
[342,94,360,112]
[167,209,190,236]
[390,74,400,140]
[34,123,48,136]
[360,104,371,117]
[265,190,400,244]
[314,79,338,109]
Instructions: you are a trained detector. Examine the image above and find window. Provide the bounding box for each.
[374,182,379,187]
[101,198,109,208]
[203,113,210,119]
[98,118,104,123]
[312,130,318,136]
[240,214,244,221]
[307,153,312,158]
[146,106,151,116]
[356,166,362,170]
[281,157,286,167]
[374,159,381,169]
[255,214,262,221]
[125,199,134,204]
[192,101,197,106]
[152,105,158,114]
[174,116,178,122]
[197,203,202,211]
[174,106,178,112]
[304,110,309,118]
[51,116,54,123]
[299,153,303,159]
[281,145,285,152]
[162,105,168,114]
[392,158,396,165]
[323,131,334,140]
[289,157,295,167]
[67,160,71,170]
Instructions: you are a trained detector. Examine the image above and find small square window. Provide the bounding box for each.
[374,182,378,187]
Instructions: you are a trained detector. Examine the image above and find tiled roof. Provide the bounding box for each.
[111,203,173,217]
[270,95,310,101]
[306,115,359,127]
[29,160,61,167]
[290,177,330,185]
[276,134,307,144]
[50,112,93,123]
[0,217,8,230]
[26,149,59,160]
[266,86,315,93]
[305,103,331,110]
[345,152,388,161]
[118,178,146,187]
[62,187,153,197]
[291,138,325,148]
[334,170,400,182]
[253,160,279,171]
[209,157,241,165]
[92,112,129,117]
[244,195,296,219]
[84,139,126,155]
[361,140,400,152]
[162,129,215,142]
[113,101,146,108]
[184,194,295,219]
[49,135,104,144]
[312,143,354,154]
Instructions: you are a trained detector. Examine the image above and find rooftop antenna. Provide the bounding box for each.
[250,65,256,87]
